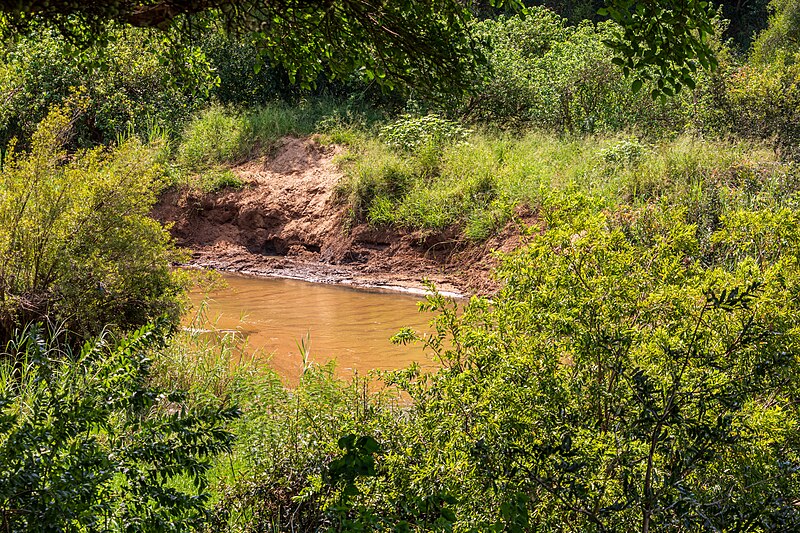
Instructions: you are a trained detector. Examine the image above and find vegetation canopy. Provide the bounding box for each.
[0,0,514,95]
[0,0,719,96]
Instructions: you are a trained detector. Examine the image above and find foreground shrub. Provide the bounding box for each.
[373,199,800,530]
[0,322,238,531]
[0,105,187,341]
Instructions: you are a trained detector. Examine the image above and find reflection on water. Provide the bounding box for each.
[187,273,438,381]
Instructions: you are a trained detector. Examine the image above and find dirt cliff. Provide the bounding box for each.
[153,137,531,296]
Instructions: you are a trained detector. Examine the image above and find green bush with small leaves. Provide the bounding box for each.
[379,114,472,152]
[0,105,187,340]
[370,197,800,530]
[692,1,800,156]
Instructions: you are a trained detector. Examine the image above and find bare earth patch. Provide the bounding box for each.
[153,137,533,296]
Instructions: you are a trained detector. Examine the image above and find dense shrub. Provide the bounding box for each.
[202,34,297,107]
[717,61,800,156]
[0,105,187,340]
[202,33,392,108]
[147,321,396,532]
[464,8,688,133]
[692,1,800,156]
[0,28,207,151]
[697,10,800,158]
[749,0,800,66]
[369,199,800,530]
[0,322,238,531]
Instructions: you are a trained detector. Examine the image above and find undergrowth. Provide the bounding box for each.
[149,306,401,532]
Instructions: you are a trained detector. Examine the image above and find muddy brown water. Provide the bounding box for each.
[187,273,442,382]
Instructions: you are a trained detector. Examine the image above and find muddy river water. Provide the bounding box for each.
[188,273,442,381]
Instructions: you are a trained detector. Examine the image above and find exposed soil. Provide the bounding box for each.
[152,137,533,296]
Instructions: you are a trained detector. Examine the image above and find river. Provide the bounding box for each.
[187,273,441,381]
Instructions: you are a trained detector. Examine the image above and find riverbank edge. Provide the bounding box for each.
[153,136,533,299]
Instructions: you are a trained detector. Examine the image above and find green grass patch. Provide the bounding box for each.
[335,129,792,243]
[200,168,246,193]
[176,99,385,172]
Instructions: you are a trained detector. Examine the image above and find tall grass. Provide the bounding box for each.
[336,130,793,242]
[176,99,385,172]
[149,309,398,531]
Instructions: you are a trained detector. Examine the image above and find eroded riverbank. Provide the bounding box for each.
[154,136,533,297]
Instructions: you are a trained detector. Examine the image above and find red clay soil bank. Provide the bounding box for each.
[152,137,532,296]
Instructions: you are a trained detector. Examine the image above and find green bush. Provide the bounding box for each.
[600,135,646,166]
[0,105,187,340]
[0,28,206,151]
[224,197,800,530]
[202,33,295,107]
[692,1,800,156]
[144,197,800,531]
[379,114,471,152]
[373,199,800,530]
[200,28,402,110]
[465,7,688,133]
[749,0,800,66]
[0,322,238,531]
[716,59,800,156]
